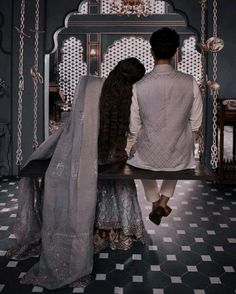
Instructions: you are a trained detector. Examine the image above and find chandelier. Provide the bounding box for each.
[110,0,154,17]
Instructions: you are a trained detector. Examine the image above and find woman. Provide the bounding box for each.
[6,58,145,289]
[94,58,146,252]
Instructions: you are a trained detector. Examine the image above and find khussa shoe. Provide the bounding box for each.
[154,199,172,217]
[149,206,166,225]
[149,201,172,225]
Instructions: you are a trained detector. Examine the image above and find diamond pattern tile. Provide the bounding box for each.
[0,176,235,294]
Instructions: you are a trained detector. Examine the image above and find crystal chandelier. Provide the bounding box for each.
[110,0,154,17]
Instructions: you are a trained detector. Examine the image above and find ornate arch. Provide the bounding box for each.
[45,0,202,112]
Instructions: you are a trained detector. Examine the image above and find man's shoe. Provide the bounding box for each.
[149,206,166,226]
[153,201,172,217]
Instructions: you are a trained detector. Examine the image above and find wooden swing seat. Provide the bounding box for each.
[19,159,213,180]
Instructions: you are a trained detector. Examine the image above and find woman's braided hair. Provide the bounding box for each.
[98,57,145,163]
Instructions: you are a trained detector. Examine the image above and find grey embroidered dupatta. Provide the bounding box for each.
[10,76,104,289]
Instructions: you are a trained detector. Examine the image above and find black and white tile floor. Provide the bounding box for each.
[0,177,236,294]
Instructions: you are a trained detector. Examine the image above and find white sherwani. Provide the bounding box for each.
[127,64,202,172]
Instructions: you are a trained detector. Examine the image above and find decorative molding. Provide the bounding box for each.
[47,0,200,53]
[0,76,7,97]
[0,12,11,55]
[68,20,186,27]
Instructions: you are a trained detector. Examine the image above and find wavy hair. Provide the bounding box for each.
[98,58,145,163]
[150,27,180,60]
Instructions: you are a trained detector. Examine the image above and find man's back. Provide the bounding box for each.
[127,64,201,171]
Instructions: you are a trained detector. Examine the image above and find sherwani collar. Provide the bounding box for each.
[152,63,175,74]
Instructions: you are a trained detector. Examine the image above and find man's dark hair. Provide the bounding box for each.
[150,27,180,60]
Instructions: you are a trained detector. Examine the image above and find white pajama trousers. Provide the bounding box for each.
[141,179,177,202]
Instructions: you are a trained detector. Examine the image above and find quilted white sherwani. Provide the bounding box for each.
[127,64,202,171]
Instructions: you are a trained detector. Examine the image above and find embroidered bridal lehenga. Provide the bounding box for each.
[94,178,145,252]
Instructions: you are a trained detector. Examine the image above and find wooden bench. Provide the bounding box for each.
[19,159,213,181]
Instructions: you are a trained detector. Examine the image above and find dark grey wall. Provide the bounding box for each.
[0,0,235,175]
[0,0,13,174]
[210,0,236,99]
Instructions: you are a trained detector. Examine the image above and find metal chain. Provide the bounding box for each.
[213,0,218,38]
[211,89,218,169]
[210,0,219,169]
[198,0,207,158]
[31,0,43,150]
[16,0,26,167]
[200,0,207,90]
[200,0,207,44]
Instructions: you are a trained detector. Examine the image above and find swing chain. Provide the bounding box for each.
[213,0,218,38]
[16,0,26,166]
[210,0,219,170]
[198,0,207,159]
[200,0,207,92]
[211,90,218,169]
[200,0,207,44]
[31,0,43,150]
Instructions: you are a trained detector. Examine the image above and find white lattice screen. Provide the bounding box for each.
[101,36,202,83]
[58,37,87,110]
[149,0,166,14]
[58,35,202,109]
[78,1,88,14]
[101,37,154,77]
[177,36,202,84]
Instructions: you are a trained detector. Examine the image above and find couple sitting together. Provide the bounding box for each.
[7,27,202,289]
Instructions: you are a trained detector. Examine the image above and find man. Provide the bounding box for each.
[127,27,203,225]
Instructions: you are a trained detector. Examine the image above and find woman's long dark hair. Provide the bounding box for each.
[98,57,145,163]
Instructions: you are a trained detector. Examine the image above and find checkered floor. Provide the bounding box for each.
[0,177,236,294]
